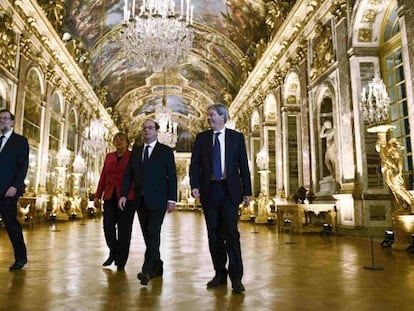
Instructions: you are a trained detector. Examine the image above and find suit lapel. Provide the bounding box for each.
[151,142,161,160]
[206,130,214,165]
[1,132,15,153]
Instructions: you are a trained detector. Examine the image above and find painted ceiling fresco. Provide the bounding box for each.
[62,0,294,150]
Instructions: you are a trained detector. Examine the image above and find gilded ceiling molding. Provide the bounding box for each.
[0,12,17,73]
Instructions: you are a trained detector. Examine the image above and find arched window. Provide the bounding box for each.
[380,3,412,188]
[0,79,7,109]
[67,109,77,152]
[49,93,62,152]
[23,68,43,194]
[23,69,42,144]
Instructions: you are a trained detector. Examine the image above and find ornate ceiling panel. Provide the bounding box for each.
[61,0,294,149]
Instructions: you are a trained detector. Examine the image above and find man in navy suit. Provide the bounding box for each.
[189,104,252,294]
[0,109,29,271]
[119,118,177,286]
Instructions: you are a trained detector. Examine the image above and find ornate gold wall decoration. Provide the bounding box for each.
[330,0,347,20]
[310,21,335,81]
[358,28,373,42]
[0,12,17,73]
[363,9,377,23]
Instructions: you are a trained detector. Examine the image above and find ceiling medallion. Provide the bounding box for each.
[121,0,194,72]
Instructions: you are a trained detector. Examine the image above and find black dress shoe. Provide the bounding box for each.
[207,275,227,288]
[9,259,27,271]
[137,272,150,285]
[102,257,114,267]
[232,282,245,294]
[150,266,163,279]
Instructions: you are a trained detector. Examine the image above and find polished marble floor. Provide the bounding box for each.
[0,212,413,311]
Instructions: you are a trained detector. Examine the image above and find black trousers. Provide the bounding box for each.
[103,195,135,267]
[0,198,27,261]
[137,196,166,276]
[203,182,243,283]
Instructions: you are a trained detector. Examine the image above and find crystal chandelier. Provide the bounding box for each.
[56,147,71,167]
[72,155,87,174]
[83,117,108,154]
[155,75,178,148]
[360,73,391,125]
[121,0,194,72]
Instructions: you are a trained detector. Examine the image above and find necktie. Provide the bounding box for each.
[212,132,222,180]
[143,145,150,163]
[0,135,5,151]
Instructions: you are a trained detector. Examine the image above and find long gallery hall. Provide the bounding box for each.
[0,213,413,311]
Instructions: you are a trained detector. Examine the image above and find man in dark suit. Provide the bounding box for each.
[119,118,177,286]
[189,104,252,294]
[0,109,29,271]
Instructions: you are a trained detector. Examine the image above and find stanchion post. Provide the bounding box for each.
[251,215,259,234]
[364,236,383,270]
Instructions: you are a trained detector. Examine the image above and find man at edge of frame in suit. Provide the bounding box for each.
[0,109,29,271]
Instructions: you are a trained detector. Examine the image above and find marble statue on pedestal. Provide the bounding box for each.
[320,120,336,179]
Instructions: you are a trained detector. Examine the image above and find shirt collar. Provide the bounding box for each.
[213,128,225,135]
[2,130,13,138]
[144,140,157,149]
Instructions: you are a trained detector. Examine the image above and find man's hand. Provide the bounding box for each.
[5,186,17,198]
[191,188,200,199]
[243,196,250,208]
[94,198,101,209]
[167,201,176,213]
[118,197,127,211]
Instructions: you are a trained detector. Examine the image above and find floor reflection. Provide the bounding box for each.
[0,212,413,310]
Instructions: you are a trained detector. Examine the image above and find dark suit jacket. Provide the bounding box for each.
[189,128,252,206]
[0,132,29,198]
[95,150,135,200]
[121,141,177,210]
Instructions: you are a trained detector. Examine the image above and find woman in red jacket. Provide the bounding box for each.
[95,132,135,271]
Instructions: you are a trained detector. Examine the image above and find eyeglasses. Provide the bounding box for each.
[142,126,156,130]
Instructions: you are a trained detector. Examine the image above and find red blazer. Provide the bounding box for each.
[95,150,135,200]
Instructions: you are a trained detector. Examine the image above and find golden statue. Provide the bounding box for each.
[378,138,413,212]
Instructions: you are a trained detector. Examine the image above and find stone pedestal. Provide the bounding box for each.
[392,214,414,250]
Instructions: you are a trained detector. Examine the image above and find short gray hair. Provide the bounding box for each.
[207,104,229,123]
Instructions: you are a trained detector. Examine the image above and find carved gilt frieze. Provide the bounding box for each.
[310,22,335,81]
[0,12,17,73]
[358,28,373,42]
